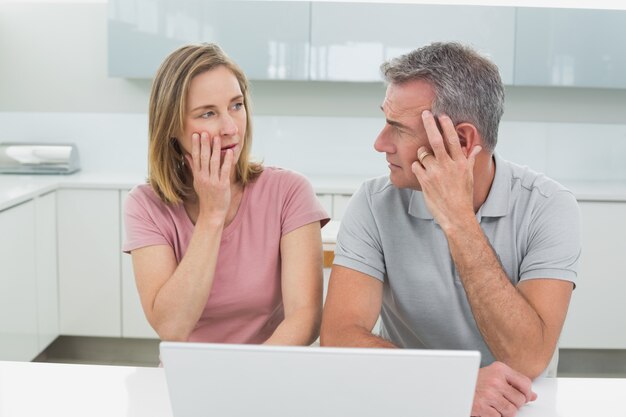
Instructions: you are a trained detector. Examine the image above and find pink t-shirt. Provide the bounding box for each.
[123,167,329,344]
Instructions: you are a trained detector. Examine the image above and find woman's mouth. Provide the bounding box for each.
[220,143,237,152]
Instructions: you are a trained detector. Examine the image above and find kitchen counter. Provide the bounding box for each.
[2,171,626,212]
[0,360,625,417]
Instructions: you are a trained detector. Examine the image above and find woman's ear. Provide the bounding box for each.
[455,123,481,157]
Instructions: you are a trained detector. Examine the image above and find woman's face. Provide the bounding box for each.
[180,65,247,169]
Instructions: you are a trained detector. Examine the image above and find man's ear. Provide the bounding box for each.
[455,123,481,157]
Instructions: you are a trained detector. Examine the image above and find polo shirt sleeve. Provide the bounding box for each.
[333,183,386,282]
[519,189,581,284]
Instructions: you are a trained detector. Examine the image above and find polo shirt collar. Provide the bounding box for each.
[408,152,511,220]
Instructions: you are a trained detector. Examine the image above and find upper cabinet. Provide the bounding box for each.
[514,8,626,88]
[310,3,515,83]
[108,1,626,89]
[108,0,310,79]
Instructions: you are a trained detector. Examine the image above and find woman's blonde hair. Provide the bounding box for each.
[148,43,262,204]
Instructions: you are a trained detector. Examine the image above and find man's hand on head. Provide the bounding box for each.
[471,361,537,417]
[411,110,481,232]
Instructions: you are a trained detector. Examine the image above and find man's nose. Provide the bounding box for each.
[374,129,391,153]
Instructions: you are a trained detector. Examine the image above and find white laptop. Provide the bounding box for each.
[160,342,480,417]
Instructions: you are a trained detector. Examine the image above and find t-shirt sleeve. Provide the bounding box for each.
[519,190,581,285]
[122,188,170,253]
[333,183,386,282]
[280,172,330,236]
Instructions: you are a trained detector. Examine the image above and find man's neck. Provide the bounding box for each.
[473,153,496,213]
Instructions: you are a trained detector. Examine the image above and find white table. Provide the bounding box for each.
[1,361,625,417]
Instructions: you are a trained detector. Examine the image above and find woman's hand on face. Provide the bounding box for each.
[185,131,234,221]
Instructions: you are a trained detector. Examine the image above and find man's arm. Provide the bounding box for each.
[320,265,395,348]
[414,111,574,378]
[446,219,573,378]
[321,264,537,416]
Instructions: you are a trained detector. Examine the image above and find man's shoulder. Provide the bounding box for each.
[359,175,399,197]
[502,157,572,199]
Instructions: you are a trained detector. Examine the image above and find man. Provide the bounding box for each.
[320,42,580,417]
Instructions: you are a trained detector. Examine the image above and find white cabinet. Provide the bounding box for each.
[514,8,626,88]
[120,190,158,339]
[310,3,515,83]
[108,0,310,79]
[35,192,59,351]
[0,201,39,361]
[316,194,333,218]
[57,189,121,337]
[560,202,626,349]
[331,194,351,221]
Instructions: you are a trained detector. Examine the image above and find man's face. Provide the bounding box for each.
[374,80,436,190]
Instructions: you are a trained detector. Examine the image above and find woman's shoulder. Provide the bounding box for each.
[125,183,173,215]
[127,183,160,204]
[255,166,311,188]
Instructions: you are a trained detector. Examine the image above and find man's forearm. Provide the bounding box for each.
[321,324,397,349]
[444,219,550,377]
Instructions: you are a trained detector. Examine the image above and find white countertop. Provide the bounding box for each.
[0,360,624,417]
[1,171,626,212]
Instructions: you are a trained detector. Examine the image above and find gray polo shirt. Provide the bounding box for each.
[333,153,580,366]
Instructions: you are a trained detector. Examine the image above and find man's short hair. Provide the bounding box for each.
[380,42,504,152]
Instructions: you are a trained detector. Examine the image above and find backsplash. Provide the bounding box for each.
[1,112,626,182]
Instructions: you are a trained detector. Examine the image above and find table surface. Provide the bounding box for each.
[1,361,625,417]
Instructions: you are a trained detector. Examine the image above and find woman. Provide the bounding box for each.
[123,43,329,345]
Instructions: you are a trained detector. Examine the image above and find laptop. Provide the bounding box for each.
[160,342,480,417]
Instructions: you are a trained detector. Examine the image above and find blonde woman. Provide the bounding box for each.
[123,44,329,345]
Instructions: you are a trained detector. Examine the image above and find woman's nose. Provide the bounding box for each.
[220,115,238,136]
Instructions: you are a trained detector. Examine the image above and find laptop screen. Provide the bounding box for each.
[161,342,480,417]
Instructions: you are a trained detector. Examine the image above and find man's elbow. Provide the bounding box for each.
[504,349,556,380]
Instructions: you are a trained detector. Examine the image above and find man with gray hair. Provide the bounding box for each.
[321,42,580,417]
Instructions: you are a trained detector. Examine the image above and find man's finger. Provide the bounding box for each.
[421,110,446,159]
[438,114,463,160]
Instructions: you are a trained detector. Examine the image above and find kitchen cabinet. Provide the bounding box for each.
[35,191,59,351]
[108,0,310,79]
[57,189,121,337]
[514,8,626,88]
[310,3,515,83]
[120,190,158,339]
[331,194,351,221]
[560,201,626,349]
[0,201,39,361]
[316,194,333,218]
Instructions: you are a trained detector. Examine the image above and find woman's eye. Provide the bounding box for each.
[200,111,215,119]
[232,102,244,111]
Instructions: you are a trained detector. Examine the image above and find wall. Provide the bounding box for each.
[1,2,626,181]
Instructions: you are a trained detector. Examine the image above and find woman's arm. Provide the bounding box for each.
[131,214,225,341]
[131,133,233,341]
[264,221,324,346]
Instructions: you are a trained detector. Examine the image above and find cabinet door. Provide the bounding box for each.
[108,0,310,80]
[515,8,626,88]
[310,3,515,83]
[57,189,121,337]
[0,201,39,361]
[120,190,158,339]
[316,194,333,218]
[35,192,59,351]
[331,194,351,221]
[560,202,626,348]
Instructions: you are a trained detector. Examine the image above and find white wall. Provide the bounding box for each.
[1,2,626,181]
